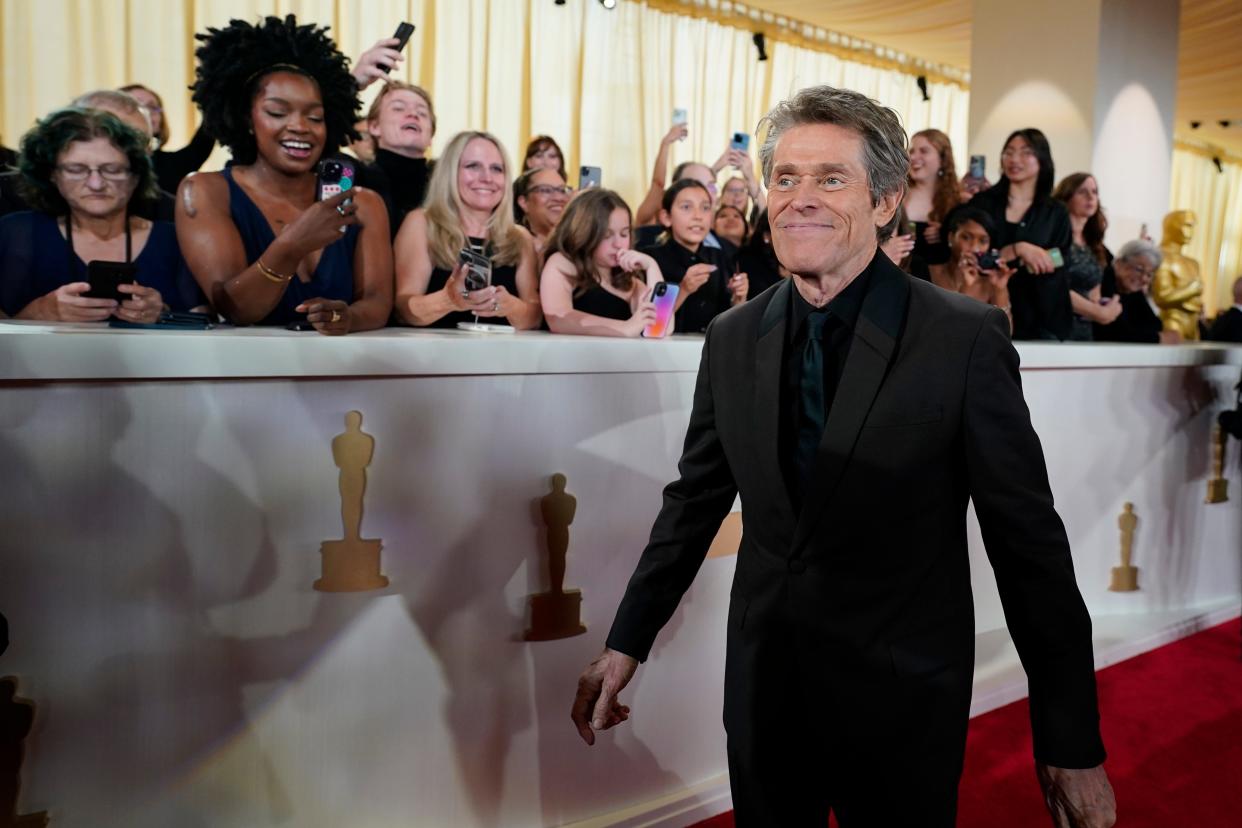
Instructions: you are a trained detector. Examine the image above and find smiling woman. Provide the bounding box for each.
[172,15,393,335]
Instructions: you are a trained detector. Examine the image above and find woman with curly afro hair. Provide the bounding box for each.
[174,15,392,334]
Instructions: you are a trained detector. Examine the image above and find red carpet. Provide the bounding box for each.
[691,617,1242,828]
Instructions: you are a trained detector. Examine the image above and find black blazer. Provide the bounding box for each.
[605,253,1104,769]
[1207,307,1242,343]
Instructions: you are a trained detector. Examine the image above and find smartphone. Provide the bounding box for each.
[85,260,137,302]
[642,282,680,338]
[672,108,688,126]
[459,248,492,292]
[968,155,986,179]
[976,250,1000,270]
[730,132,751,152]
[316,155,356,203]
[1048,247,1065,268]
[579,165,602,189]
[382,22,416,73]
[904,219,917,238]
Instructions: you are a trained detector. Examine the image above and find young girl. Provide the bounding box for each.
[641,179,747,333]
[540,188,665,337]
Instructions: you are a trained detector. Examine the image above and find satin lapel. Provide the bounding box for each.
[753,279,796,525]
[791,259,910,554]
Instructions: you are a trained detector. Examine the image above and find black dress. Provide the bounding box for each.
[912,220,950,265]
[152,125,215,195]
[573,282,633,321]
[640,236,734,333]
[425,237,519,328]
[970,186,1072,340]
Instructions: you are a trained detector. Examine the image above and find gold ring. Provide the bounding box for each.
[331,309,342,323]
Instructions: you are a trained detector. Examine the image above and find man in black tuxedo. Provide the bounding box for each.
[571,86,1115,827]
[1206,276,1242,343]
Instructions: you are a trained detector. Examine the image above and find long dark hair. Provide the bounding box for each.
[1053,172,1109,266]
[998,128,1055,200]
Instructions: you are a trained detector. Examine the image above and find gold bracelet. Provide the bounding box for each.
[256,258,292,284]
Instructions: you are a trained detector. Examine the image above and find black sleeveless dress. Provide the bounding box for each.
[573,281,633,321]
[425,236,519,328]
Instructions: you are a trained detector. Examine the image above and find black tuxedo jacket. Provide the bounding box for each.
[1207,307,1242,343]
[606,252,1105,770]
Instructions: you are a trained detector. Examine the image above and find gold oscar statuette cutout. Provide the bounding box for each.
[1206,423,1229,504]
[1109,503,1139,592]
[1,677,50,828]
[314,411,389,592]
[524,474,587,641]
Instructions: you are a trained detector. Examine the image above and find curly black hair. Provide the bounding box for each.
[17,108,158,216]
[190,14,359,166]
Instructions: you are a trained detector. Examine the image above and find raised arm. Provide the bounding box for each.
[634,123,687,227]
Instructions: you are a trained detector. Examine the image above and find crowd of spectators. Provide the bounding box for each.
[0,13,1238,344]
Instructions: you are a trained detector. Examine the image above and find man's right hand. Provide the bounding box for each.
[572,648,638,745]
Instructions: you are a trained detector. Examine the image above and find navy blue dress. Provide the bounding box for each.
[222,167,360,326]
[0,210,202,317]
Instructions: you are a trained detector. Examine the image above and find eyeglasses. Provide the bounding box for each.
[1121,260,1155,279]
[528,185,573,197]
[56,163,132,181]
[1001,147,1036,160]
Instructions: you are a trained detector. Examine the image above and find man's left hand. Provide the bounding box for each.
[1036,763,1116,827]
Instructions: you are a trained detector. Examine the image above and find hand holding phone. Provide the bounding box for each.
[579,166,602,189]
[459,248,493,293]
[730,132,751,152]
[86,260,137,302]
[642,282,679,338]
[383,23,416,73]
[317,155,356,203]
[672,108,688,126]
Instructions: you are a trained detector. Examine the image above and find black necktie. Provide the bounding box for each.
[794,312,829,493]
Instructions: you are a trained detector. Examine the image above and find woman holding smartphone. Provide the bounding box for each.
[640,179,746,333]
[174,16,393,335]
[540,188,665,337]
[394,130,541,329]
[903,128,960,265]
[968,128,1072,340]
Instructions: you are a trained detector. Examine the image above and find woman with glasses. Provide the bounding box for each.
[513,167,570,255]
[1094,239,1180,343]
[968,128,1073,340]
[119,84,216,195]
[0,108,202,321]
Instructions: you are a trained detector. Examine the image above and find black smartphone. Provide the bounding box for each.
[316,155,356,203]
[459,248,492,292]
[968,154,986,179]
[85,260,137,302]
[976,250,1000,270]
[382,22,416,73]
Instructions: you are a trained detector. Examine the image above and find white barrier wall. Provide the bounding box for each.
[1,323,1239,828]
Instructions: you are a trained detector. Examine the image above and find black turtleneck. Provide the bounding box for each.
[358,148,433,237]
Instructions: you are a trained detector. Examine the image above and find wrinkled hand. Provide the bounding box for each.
[116,283,165,323]
[728,272,749,304]
[281,190,360,256]
[39,282,116,322]
[1015,242,1056,274]
[1036,763,1116,828]
[295,297,351,335]
[662,123,689,146]
[680,263,717,296]
[881,233,915,265]
[352,37,405,89]
[572,648,638,744]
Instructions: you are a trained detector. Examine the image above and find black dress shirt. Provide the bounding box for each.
[779,258,873,506]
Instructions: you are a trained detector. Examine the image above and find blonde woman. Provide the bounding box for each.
[394,131,541,329]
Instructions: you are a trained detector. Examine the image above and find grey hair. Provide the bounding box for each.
[758,85,909,237]
[72,89,152,135]
[1116,238,1162,270]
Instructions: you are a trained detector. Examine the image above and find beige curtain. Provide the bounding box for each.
[0,0,970,210]
[1169,146,1242,317]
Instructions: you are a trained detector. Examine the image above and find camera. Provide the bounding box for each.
[976,250,1000,270]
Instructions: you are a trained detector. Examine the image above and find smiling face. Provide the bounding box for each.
[714,205,747,247]
[518,167,569,232]
[456,136,506,214]
[591,207,632,273]
[54,136,137,219]
[1115,255,1157,294]
[526,142,562,172]
[767,122,900,280]
[1067,176,1099,219]
[249,71,326,174]
[368,88,432,157]
[907,134,940,183]
[660,184,713,249]
[1001,135,1039,186]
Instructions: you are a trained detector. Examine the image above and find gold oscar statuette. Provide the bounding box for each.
[1109,503,1140,592]
[524,474,587,641]
[1206,423,1229,504]
[1152,210,1204,341]
[314,411,389,592]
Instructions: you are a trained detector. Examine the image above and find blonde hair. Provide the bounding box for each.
[423,131,524,269]
[364,81,436,135]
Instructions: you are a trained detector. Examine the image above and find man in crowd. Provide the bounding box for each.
[572,85,1115,827]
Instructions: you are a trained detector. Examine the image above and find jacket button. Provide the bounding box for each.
[788,558,806,574]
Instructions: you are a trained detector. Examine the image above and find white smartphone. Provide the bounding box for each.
[672,108,688,126]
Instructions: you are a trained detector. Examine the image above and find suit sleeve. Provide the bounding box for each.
[964,308,1106,768]
[605,321,739,662]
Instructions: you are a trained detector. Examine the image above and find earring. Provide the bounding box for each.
[937,169,944,178]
